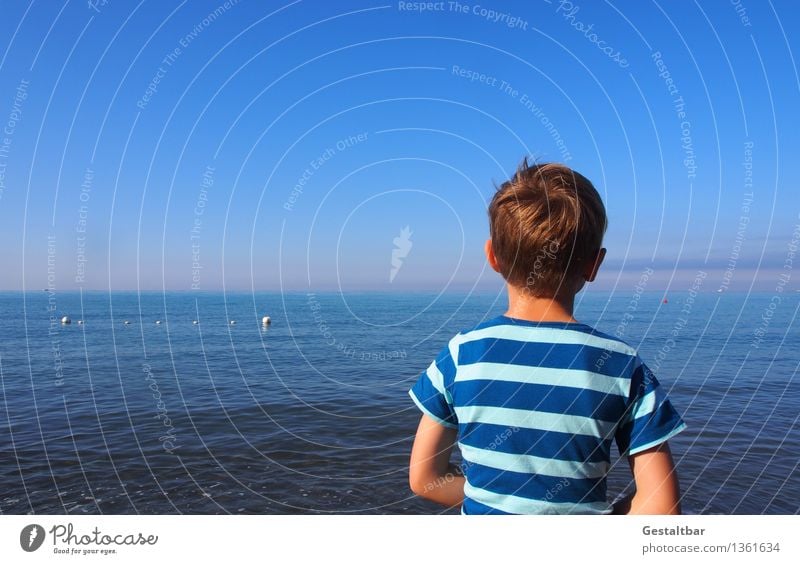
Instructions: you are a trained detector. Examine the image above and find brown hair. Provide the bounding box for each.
[488,158,607,296]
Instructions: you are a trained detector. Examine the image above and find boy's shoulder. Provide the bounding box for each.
[446,315,640,358]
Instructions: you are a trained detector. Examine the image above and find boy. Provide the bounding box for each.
[408,159,686,515]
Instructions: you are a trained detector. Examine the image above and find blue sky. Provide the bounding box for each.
[0,0,798,292]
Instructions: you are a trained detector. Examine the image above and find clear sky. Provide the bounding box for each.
[0,0,798,293]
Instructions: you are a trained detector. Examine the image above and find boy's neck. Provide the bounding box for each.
[504,283,579,323]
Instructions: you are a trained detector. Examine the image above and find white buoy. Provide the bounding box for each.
[77,320,84,325]
[192,320,199,325]
[61,316,71,325]
[261,316,271,326]
[230,320,236,325]
[155,320,162,325]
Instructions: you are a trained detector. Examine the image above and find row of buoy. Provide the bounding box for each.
[60,315,273,326]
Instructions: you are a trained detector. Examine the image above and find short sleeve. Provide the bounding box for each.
[615,358,686,456]
[408,343,458,428]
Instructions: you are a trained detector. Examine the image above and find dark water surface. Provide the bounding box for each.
[0,291,797,514]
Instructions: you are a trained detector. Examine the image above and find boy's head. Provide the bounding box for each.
[486,158,607,297]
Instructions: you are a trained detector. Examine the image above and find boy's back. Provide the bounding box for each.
[410,314,685,515]
[408,159,686,514]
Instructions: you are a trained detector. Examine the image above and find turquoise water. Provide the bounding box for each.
[0,291,797,514]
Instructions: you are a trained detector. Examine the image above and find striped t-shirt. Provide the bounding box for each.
[409,315,686,515]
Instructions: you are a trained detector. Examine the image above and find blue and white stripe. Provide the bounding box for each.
[409,315,686,515]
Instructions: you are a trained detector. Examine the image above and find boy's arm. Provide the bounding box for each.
[613,441,681,515]
[409,414,464,508]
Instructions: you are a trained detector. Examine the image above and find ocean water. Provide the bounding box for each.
[0,290,797,515]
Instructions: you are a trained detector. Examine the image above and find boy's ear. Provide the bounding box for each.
[585,247,606,282]
[485,239,501,273]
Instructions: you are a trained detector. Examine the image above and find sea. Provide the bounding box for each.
[0,290,797,515]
